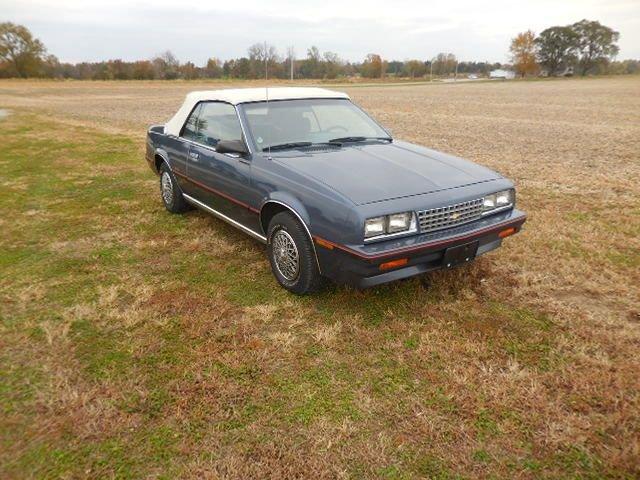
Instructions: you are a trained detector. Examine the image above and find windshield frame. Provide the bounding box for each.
[236,98,392,154]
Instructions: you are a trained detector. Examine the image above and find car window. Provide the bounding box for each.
[195,102,243,147]
[242,99,388,150]
[181,103,201,141]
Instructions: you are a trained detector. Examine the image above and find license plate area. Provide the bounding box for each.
[443,241,479,268]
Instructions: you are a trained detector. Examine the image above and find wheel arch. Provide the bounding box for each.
[154,150,171,174]
[259,198,321,273]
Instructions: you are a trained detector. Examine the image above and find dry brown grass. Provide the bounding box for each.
[1,76,639,479]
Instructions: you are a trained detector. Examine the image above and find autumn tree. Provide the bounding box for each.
[432,53,457,76]
[152,50,180,79]
[131,60,155,79]
[535,26,579,75]
[222,58,248,78]
[0,22,48,77]
[300,46,323,78]
[571,20,619,75]
[403,59,426,78]
[180,61,200,80]
[361,53,385,78]
[323,51,342,79]
[247,42,279,79]
[204,57,222,78]
[510,30,538,77]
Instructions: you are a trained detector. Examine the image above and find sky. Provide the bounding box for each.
[3,0,639,64]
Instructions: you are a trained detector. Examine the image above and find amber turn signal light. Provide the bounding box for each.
[498,227,516,238]
[379,258,408,271]
[315,237,334,250]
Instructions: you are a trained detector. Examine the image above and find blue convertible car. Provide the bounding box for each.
[146,87,526,294]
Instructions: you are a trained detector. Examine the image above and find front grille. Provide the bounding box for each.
[417,198,484,233]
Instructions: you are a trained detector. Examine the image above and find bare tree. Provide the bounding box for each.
[247,42,279,79]
[152,50,180,79]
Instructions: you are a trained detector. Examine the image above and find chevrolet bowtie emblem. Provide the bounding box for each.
[450,212,461,220]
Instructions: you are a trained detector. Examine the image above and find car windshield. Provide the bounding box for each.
[240,98,390,151]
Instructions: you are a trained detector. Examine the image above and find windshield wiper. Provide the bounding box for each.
[263,142,312,152]
[328,136,392,144]
[264,141,347,152]
[263,137,391,152]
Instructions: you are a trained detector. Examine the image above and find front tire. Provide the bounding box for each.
[267,212,323,294]
[159,163,189,213]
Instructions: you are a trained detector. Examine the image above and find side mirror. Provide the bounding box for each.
[216,139,248,155]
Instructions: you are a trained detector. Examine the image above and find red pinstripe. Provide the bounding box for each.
[173,170,260,213]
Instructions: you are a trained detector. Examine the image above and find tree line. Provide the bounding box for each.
[1,20,637,80]
[0,24,499,81]
[509,19,637,77]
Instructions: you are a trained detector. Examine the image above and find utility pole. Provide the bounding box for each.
[264,41,268,81]
[430,58,434,81]
[287,46,295,81]
[455,60,458,81]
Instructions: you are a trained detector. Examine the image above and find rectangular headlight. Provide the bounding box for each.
[387,212,412,233]
[496,190,512,206]
[483,189,514,214]
[364,216,386,238]
[364,212,416,240]
[483,194,497,211]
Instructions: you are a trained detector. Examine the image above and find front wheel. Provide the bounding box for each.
[267,212,324,295]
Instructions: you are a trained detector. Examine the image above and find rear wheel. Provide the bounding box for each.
[267,212,324,294]
[159,163,189,213]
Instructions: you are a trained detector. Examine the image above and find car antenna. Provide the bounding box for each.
[265,41,272,160]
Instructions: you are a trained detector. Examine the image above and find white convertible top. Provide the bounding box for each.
[164,87,350,136]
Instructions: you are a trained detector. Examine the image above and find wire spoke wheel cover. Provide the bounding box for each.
[161,171,173,206]
[272,229,300,281]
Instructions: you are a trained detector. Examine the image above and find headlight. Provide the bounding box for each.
[364,212,417,240]
[388,212,412,233]
[483,189,514,214]
[364,217,386,238]
[483,194,496,211]
[496,190,512,206]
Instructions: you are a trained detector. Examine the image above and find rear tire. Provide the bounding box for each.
[267,212,324,295]
[159,163,189,213]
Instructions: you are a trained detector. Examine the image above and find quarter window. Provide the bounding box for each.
[181,104,201,141]
[195,102,243,147]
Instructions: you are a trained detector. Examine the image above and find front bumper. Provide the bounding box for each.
[315,208,526,288]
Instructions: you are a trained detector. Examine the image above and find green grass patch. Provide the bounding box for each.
[0,110,631,479]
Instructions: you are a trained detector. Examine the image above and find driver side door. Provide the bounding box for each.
[186,102,258,229]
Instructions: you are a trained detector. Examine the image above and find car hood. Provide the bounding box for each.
[273,140,502,205]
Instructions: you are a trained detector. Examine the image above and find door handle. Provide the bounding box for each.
[189,151,199,161]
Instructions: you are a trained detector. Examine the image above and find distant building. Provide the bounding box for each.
[489,69,516,79]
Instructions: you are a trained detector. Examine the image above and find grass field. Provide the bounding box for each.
[1,77,639,479]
